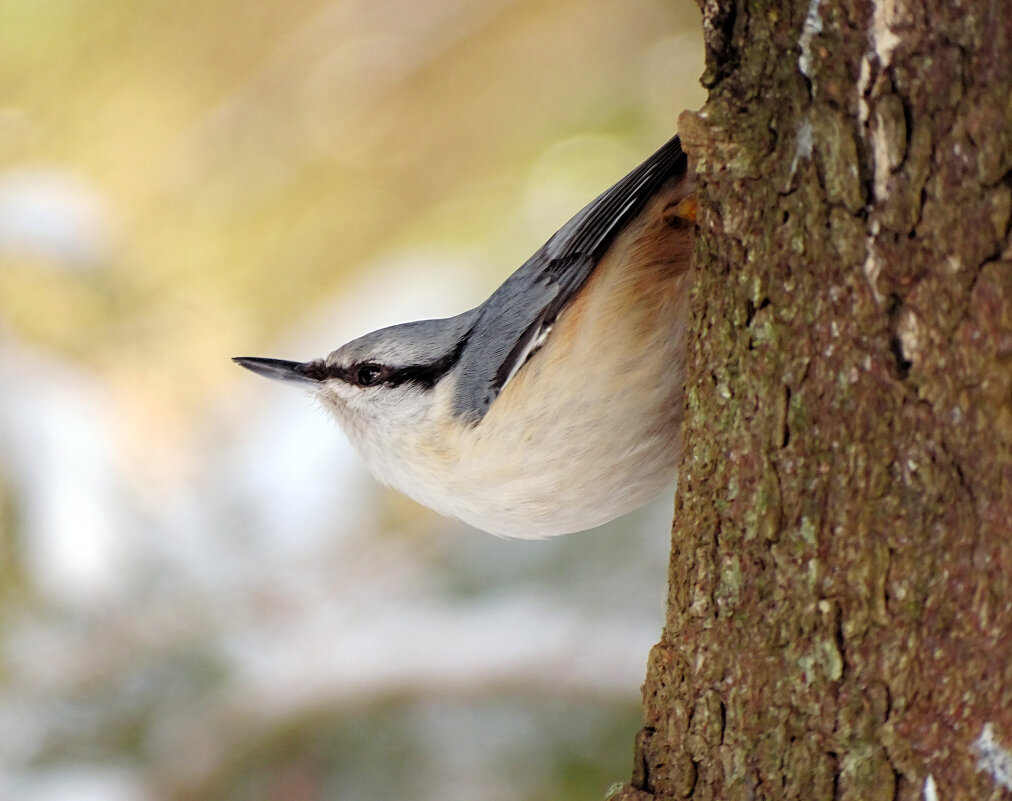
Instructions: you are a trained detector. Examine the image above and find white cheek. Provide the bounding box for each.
[314,384,363,433]
[313,383,419,455]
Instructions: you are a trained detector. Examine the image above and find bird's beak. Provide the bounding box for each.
[232,357,320,386]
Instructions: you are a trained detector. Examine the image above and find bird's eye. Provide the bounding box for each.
[354,363,385,387]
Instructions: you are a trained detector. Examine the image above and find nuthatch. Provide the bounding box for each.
[235,134,695,538]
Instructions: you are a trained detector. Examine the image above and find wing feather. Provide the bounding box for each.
[451,134,688,424]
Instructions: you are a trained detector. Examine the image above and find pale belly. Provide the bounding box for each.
[392,263,692,538]
[365,180,694,538]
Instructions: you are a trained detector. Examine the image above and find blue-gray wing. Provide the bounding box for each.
[450,134,688,424]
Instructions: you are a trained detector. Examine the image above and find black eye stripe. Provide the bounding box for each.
[312,336,469,390]
[383,337,468,389]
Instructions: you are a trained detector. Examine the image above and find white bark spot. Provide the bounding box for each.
[857,55,873,124]
[871,117,894,202]
[871,0,902,68]
[896,304,923,366]
[788,117,814,186]
[923,774,938,801]
[798,0,824,79]
[861,1,911,203]
[862,220,885,302]
[974,723,1012,792]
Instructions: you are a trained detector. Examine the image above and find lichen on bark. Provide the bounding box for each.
[612,0,1012,798]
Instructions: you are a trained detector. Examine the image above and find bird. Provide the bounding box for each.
[235,134,696,538]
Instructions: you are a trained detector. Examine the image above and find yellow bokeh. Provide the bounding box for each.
[0,1,705,798]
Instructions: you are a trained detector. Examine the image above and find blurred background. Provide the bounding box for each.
[0,1,704,799]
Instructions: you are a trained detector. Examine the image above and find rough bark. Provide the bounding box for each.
[613,0,1012,799]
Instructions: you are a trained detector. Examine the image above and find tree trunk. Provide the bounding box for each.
[613,1,1012,799]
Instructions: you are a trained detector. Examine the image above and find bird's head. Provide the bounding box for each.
[233,314,475,448]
